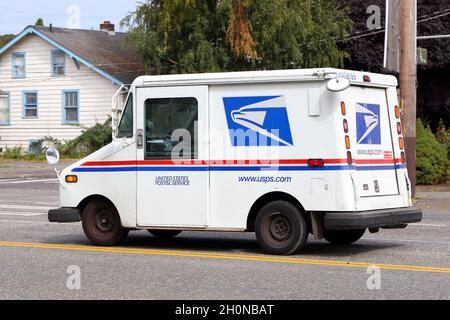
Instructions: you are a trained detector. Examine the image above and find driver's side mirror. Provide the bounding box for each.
[46,147,60,166]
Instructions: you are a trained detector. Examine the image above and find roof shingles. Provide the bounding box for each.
[34,26,144,84]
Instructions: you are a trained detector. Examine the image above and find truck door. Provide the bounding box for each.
[136,86,209,227]
[346,86,399,197]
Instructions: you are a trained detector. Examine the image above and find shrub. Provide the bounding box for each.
[436,119,450,161]
[0,118,113,161]
[0,147,45,161]
[416,119,449,184]
[58,118,113,159]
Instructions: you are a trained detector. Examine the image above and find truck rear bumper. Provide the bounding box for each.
[324,207,422,230]
[48,208,81,223]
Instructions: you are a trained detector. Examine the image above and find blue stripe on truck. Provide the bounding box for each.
[72,164,406,173]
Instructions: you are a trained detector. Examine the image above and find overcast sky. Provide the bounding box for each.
[0,0,141,34]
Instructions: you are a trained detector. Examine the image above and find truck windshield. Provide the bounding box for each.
[117,93,133,138]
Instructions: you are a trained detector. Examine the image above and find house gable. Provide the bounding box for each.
[0,26,124,86]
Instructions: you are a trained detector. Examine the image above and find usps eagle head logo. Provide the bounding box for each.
[223,96,294,147]
[356,103,381,145]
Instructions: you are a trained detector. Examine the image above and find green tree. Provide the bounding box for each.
[121,0,352,74]
[416,119,449,185]
[0,34,15,48]
[35,18,44,26]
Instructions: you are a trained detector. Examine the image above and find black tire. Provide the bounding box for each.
[323,229,366,245]
[148,230,182,238]
[255,201,308,255]
[82,199,129,246]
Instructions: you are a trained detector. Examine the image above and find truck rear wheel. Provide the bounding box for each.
[324,229,366,245]
[255,201,308,255]
[148,230,182,238]
[82,199,129,246]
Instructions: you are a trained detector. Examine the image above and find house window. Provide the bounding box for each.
[51,50,65,76]
[22,91,38,118]
[62,90,79,124]
[0,92,10,125]
[12,52,26,78]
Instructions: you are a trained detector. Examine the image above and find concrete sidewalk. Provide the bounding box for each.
[0,160,75,180]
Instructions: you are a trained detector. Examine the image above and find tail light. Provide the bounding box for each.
[343,119,349,133]
[401,151,406,164]
[347,151,353,165]
[397,122,402,135]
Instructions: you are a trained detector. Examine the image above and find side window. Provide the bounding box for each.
[62,90,79,124]
[0,92,10,125]
[145,97,198,160]
[51,50,66,76]
[22,91,38,118]
[117,93,133,138]
[12,52,26,78]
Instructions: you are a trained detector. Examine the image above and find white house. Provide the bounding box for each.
[0,21,144,152]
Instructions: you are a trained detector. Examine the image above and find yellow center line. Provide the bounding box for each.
[0,241,449,274]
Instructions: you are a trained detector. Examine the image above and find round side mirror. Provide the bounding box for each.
[326,77,351,92]
[46,147,60,166]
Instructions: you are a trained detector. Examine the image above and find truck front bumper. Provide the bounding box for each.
[324,207,422,230]
[48,208,81,223]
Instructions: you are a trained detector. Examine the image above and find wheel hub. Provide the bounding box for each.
[270,216,291,241]
[95,211,113,232]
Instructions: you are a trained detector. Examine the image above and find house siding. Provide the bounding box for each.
[0,34,119,150]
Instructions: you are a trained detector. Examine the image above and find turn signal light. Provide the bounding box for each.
[394,106,400,119]
[65,175,78,183]
[341,102,346,116]
[345,135,351,149]
[399,137,404,150]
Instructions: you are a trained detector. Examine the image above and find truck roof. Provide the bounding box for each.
[132,68,398,88]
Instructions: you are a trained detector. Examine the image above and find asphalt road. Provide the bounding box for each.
[0,176,448,300]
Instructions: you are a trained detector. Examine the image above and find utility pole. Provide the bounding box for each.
[399,0,417,197]
[384,0,400,72]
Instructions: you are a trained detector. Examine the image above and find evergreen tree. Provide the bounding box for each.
[35,18,45,26]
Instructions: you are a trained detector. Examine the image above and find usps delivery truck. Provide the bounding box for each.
[47,68,422,255]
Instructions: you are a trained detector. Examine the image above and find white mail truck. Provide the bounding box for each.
[47,68,422,255]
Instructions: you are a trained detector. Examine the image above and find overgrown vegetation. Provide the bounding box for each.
[0,147,45,161]
[0,118,112,160]
[121,0,352,74]
[436,119,450,161]
[416,119,449,185]
[0,34,15,48]
[58,118,113,158]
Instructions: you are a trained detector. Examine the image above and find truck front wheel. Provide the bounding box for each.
[323,229,366,245]
[255,201,308,255]
[82,199,129,246]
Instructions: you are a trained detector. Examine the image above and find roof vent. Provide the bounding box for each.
[100,20,115,35]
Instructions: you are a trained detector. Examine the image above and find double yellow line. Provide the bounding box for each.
[0,241,449,274]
